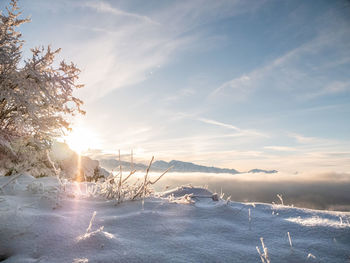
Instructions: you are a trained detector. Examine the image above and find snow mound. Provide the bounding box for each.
[286,216,349,228]
[161,186,218,204]
[161,185,213,198]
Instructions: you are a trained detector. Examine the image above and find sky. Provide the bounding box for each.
[3,0,350,173]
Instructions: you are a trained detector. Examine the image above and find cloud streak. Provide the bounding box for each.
[64,0,265,101]
[211,21,350,101]
[84,1,159,25]
[197,117,267,138]
[264,146,297,152]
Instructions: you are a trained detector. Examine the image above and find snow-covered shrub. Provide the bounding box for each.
[87,156,172,204]
[0,0,84,176]
[0,136,57,177]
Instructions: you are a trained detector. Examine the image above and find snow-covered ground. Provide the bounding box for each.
[0,174,349,263]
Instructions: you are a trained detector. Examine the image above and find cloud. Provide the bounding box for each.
[197,118,241,131]
[67,23,194,101]
[164,88,195,102]
[211,75,252,100]
[209,43,310,99]
[22,0,266,103]
[211,18,350,101]
[61,0,263,102]
[84,1,159,25]
[264,146,297,152]
[303,81,350,99]
[197,117,268,138]
[288,133,318,144]
[210,44,307,99]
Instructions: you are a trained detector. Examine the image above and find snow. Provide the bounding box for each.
[0,174,349,263]
[286,216,348,228]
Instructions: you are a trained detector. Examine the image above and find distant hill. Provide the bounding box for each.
[248,168,278,174]
[155,160,240,174]
[98,159,277,175]
[98,159,149,172]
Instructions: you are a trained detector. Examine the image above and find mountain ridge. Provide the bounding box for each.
[98,159,277,174]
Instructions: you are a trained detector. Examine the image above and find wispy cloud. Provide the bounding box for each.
[164,88,195,102]
[264,146,297,152]
[197,117,268,138]
[211,22,350,101]
[303,81,350,100]
[209,42,310,99]
[84,1,159,25]
[66,21,195,101]
[288,133,318,144]
[62,0,263,101]
[197,117,240,131]
[211,75,251,100]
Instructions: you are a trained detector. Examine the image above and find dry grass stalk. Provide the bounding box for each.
[105,172,120,184]
[117,150,122,202]
[142,156,153,209]
[256,246,265,263]
[149,166,173,184]
[256,237,270,263]
[131,156,172,201]
[131,149,133,171]
[122,170,136,184]
[88,155,170,204]
[86,211,97,234]
[287,231,293,249]
[249,208,251,230]
[132,156,154,200]
[46,150,62,186]
[46,150,65,207]
[277,194,284,205]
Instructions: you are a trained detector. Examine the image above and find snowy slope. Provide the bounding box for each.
[0,175,349,263]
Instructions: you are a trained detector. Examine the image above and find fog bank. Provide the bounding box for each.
[143,172,350,211]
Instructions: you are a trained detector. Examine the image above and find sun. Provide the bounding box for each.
[63,126,101,154]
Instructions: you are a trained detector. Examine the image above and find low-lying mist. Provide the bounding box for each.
[138,171,350,211]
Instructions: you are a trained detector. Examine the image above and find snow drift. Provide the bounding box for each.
[0,174,349,262]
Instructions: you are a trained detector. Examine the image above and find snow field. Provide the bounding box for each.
[0,175,349,262]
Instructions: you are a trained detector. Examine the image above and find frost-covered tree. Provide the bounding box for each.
[0,0,85,175]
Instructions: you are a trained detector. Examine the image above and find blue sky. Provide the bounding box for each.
[4,0,350,173]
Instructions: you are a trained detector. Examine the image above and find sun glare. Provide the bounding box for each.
[63,126,101,154]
